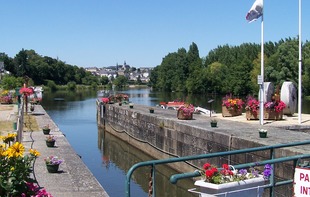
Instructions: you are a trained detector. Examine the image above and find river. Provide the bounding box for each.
[40,87,310,197]
[41,88,198,197]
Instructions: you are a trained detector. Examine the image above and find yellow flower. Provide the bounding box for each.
[0,144,5,156]
[7,142,24,158]
[1,133,17,144]
[10,167,15,171]
[29,149,40,157]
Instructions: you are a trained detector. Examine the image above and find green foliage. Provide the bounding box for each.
[113,75,128,88]
[67,81,77,91]
[46,80,57,91]
[0,76,23,90]
[2,49,95,87]
[151,37,310,96]
[100,76,109,85]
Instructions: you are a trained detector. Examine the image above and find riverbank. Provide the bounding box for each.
[0,104,109,197]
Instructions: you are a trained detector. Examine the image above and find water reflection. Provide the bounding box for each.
[98,128,196,197]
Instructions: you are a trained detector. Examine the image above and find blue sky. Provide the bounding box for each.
[1,1,309,68]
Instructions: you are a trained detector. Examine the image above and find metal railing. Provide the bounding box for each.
[126,140,310,197]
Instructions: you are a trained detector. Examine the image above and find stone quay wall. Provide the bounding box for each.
[96,101,308,183]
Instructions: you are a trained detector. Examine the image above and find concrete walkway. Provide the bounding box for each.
[0,104,109,197]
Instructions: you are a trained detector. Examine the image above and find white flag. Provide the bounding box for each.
[246,0,263,23]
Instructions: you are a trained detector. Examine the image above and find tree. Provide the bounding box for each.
[113,75,128,88]
[100,76,109,85]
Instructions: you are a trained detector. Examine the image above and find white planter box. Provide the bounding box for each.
[191,175,265,197]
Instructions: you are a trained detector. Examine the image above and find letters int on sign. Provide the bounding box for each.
[294,167,310,196]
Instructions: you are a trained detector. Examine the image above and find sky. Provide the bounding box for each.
[1,1,310,68]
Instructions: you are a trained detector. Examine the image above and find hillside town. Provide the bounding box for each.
[84,61,153,84]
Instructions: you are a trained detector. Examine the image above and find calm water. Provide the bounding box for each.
[41,89,197,197]
[41,88,310,197]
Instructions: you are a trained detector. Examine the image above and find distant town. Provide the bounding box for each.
[84,61,153,84]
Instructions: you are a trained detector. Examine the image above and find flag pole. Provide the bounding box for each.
[298,0,302,124]
[259,1,264,126]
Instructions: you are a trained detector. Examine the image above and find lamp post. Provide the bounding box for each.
[298,0,302,124]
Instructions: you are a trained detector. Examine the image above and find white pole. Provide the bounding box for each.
[259,2,264,126]
[298,0,302,124]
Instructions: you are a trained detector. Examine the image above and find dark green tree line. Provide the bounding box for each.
[151,38,310,96]
[2,49,98,87]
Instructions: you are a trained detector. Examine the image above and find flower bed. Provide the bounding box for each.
[192,163,272,196]
[177,104,194,120]
[245,96,259,120]
[264,100,286,120]
[222,95,243,117]
[0,133,52,196]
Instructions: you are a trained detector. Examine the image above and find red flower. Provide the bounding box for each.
[102,97,109,103]
[222,164,229,170]
[203,163,211,170]
[245,96,259,113]
[222,94,244,110]
[19,87,34,96]
[205,170,214,178]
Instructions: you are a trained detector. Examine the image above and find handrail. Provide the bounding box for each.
[125,140,310,197]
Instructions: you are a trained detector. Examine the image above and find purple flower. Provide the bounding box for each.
[239,169,247,176]
[250,168,259,177]
[263,164,272,180]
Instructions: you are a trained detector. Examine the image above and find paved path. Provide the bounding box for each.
[0,104,109,197]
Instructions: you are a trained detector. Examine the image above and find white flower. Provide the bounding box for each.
[258,129,267,133]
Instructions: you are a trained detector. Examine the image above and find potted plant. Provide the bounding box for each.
[0,137,49,196]
[118,102,122,106]
[42,125,51,135]
[210,119,218,127]
[258,129,268,138]
[30,104,35,112]
[264,99,286,120]
[245,96,259,120]
[129,103,134,108]
[177,103,195,120]
[46,135,56,147]
[44,156,63,173]
[193,163,272,196]
[149,107,154,113]
[222,94,244,117]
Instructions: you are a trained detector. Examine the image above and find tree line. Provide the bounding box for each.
[150,37,310,96]
[1,37,310,96]
[0,49,110,90]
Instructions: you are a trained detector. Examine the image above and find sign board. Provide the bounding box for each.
[257,75,263,85]
[294,167,310,196]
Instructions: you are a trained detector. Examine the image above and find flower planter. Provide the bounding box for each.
[222,106,242,117]
[129,105,133,109]
[46,141,56,147]
[46,164,59,173]
[177,110,193,120]
[264,109,283,120]
[210,122,217,127]
[246,110,259,120]
[193,176,265,197]
[149,109,154,113]
[42,128,51,135]
[259,132,267,138]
